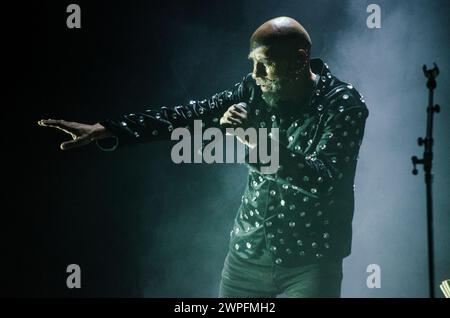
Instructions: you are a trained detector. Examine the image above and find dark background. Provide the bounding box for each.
[4,0,449,297]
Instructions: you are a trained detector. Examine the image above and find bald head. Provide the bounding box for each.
[250,17,311,57]
[247,17,315,107]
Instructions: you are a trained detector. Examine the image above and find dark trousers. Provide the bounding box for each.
[219,250,343,298]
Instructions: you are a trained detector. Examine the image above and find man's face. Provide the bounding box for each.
[248,46,301,107]
[248,46,284,94]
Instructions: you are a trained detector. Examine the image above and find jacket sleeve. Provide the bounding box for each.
[248,89,369,198]
[97,74,255,149]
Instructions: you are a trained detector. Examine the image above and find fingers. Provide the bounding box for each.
[233,103,247,114]
[38,119,66,128]
[38,119,77,135]
[228,116,243,125]
[60,135,93,151]
[220,111,243,127]
[38,119,84,142]
[220,104,248,128]
[38,118,94,150]
[220,117,239,127]
[229,109,247,121]
[228,104,247,116]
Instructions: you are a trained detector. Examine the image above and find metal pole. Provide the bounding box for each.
[411,63,440,298]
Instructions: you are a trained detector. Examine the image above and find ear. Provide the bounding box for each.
[297,48,309,62]
[286,48,310,79]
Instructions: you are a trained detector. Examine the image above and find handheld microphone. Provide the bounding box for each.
[220,102,250,129]
[236,102,249,110]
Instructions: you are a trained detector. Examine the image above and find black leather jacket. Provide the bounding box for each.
[100,59,369,267]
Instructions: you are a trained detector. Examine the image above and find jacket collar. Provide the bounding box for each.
[310,58,328,77]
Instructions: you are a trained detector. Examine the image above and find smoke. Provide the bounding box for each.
[327,0,450,297]
[138,0,449,297]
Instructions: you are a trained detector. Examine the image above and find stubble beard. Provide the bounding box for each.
[260,79,291,109]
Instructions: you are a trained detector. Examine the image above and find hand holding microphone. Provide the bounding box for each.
[219,102,249,129]
[220,102,257,149]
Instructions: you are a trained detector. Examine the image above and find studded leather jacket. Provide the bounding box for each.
[100,59,369,268]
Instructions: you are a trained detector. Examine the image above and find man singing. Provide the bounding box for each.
[39,17,368,297]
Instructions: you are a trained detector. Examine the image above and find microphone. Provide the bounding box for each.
[220,102,250,129]
[236,101,249,110]
[197,102,250,156]
[198,102,250,154]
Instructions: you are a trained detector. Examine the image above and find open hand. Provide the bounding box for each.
[38,119,111,150]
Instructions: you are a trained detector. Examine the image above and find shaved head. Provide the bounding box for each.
[248,17,316,108]
[250,17,312,58]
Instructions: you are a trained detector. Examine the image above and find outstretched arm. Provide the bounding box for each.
[39,74,256,150]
